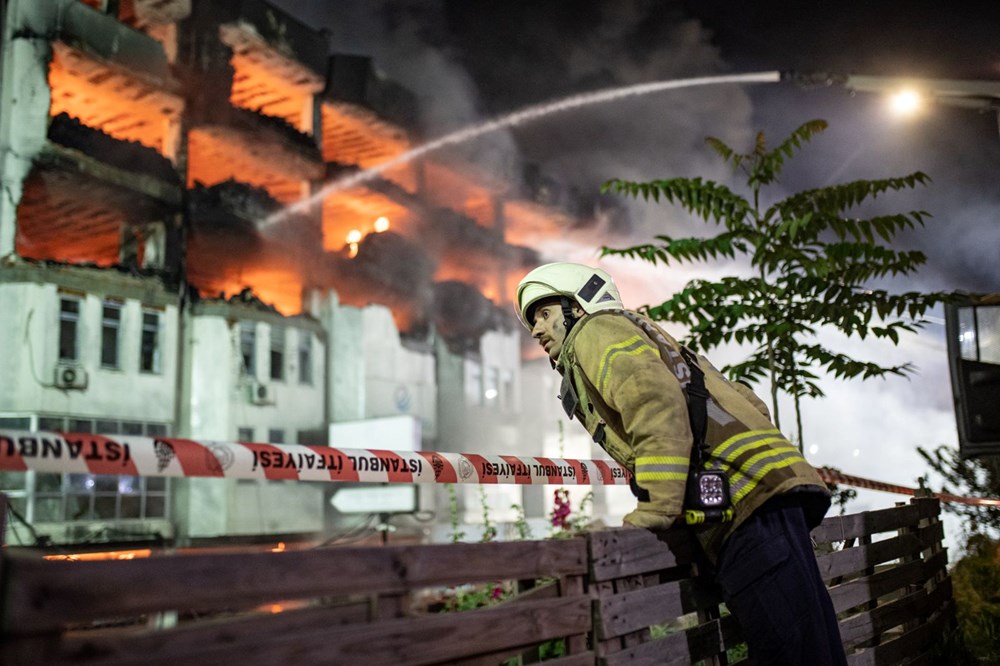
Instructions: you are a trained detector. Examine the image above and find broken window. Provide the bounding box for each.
[270,325,285,382]
[237,427,254,442]
[298,331,313,385]
[240,321,257,377]
[59,297,81,362]
[100,300,123,369]
[140,309,161,374]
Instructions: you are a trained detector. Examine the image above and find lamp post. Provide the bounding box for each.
[787,72,1000,134]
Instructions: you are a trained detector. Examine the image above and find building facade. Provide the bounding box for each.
[0,0,608,549]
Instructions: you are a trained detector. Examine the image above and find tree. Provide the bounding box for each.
[601,119,949,448]
[918,446,1000,539]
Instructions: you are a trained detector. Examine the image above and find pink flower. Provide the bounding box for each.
[551,488,572,529]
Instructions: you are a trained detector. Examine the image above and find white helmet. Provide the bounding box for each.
[515,262,623,329]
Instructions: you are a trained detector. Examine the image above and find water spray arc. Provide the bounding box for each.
[262,71,783,227]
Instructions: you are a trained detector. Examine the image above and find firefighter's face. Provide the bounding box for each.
[531,300,578,361]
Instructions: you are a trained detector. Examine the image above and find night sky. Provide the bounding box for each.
[273,0,999,536]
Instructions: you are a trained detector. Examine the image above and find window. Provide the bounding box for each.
[465,362,482,406]
[0,416,31,429]
[0,416,172,526]
[298,331,313,385]
[240,322,257,377]
[270,326,285,381]
[237,427,254,442]
[268,428,285,444]
[484,367,499,405]
[140,309,162,373]
[58,297,81,361]
[100,300,123,369]
[501,369,514,411]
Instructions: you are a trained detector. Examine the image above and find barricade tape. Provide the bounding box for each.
[0,431,997,507]
[817,466,1000,507]
[0,431,630,486]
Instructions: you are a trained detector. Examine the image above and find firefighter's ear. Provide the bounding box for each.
[571,302,586,317]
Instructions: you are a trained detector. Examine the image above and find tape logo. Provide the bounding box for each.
[153,440,176,472]
[458,458,474,480]
[207,444,235,473]
[431,453,446,479]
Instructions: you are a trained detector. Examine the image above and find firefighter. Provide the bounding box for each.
[517,262,846,664]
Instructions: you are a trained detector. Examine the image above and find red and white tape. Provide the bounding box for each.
[0,431,630,487]
[1,431,997,507]
[817,466,1000,507]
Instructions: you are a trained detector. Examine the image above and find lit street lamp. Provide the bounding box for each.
[787,71,1000,132]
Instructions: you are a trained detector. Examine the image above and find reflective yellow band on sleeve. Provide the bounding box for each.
[710,429,787,463]
[636,471,688,482]
[729,448,808,502]
[597,335,656,393]
[636,455,689,466]
[635,455,688,481]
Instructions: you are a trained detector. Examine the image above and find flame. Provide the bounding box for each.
[322,103,414,190]
[187,128,314,204]
[48,43,183,157]
[421,161,504,227]
[271,541,286,552]
[321,188,410,252]
[44,549,152,561]
[227,46,322,133]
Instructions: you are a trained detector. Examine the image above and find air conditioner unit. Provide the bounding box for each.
[249,380,275,405]
[54,364,88,390]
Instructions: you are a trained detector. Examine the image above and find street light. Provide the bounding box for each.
[787,72,1000,134]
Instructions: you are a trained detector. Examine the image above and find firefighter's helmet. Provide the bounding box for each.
[515,262,623,329]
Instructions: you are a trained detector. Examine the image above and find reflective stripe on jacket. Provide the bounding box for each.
[557,310,830,561]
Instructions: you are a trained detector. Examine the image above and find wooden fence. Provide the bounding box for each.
[0,496,954,665]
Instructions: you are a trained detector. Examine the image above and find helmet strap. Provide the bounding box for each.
[560,296,579,334]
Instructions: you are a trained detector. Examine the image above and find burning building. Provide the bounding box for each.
[0,0,596,548]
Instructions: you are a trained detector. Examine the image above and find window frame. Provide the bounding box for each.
[270,325,286,382]
[100,299,124,370]
[58,295,82,362]
[139,308,163,374]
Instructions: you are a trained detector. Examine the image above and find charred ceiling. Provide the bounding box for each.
[47,113,180,185]
[7,0,584,352]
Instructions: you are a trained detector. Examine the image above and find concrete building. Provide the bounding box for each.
[0,0,603,549]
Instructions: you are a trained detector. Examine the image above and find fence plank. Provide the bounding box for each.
[35,595,592,666]
[849,599,951,666]
[837,582,950,651]
[828,559,925,615]
[812,504,922,546]
[601,614,742,666]
[595,580,683,639]
[588,529,694,582]
[2,600,371,664]
[815,522,944,582]
[830,547,949,618]
[2,538,587,633]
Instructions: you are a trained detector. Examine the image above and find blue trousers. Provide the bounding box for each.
[715,496,848,665]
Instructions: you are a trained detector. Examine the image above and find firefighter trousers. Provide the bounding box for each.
[716,495,848,665]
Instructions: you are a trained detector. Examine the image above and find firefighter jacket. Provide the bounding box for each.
[556,309,830,562]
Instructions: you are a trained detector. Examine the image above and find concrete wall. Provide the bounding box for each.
[0,0,54,257]
[176,305,327,540]
[0,281,177,424]
[319,291,438,442]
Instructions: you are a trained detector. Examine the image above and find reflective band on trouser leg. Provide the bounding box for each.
[635,455,688,483]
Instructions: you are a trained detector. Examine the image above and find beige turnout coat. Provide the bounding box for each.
[557,309,830,561]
